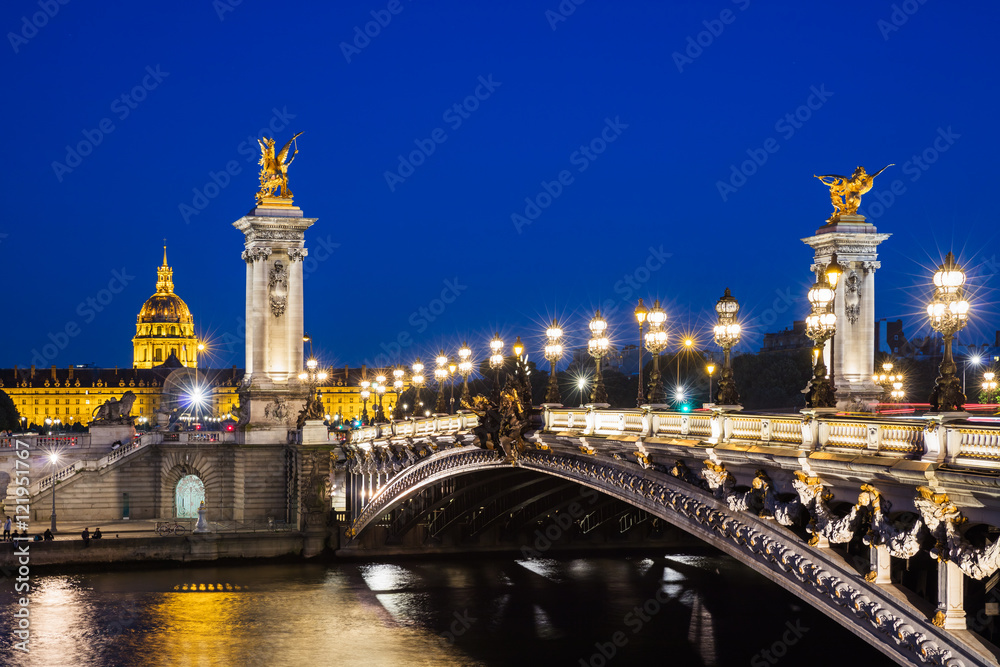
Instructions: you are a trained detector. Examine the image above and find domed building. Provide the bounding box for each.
[132,246,199,369]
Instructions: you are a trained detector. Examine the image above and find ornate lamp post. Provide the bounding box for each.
[359,379,371,425]
[298,357,328,423]
[713,288,742,406]
[489,333,504,397]
[411,359,426,417]
[458,342,473,404]
[872,360,904,406]
[643,299,668,404]
[392,367,405,419]
[374,374,387,423]
[927,252,970,413]
[804,274,837,408]
[983,371,998,403]
[544,319,563,404]
[634,300,648,407]
[434,351,449,414]
[588,311,610,404]
[448,359,457,412]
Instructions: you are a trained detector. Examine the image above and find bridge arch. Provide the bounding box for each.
[347,445,989,667]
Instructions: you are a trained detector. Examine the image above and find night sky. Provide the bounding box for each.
[4,0,997,372]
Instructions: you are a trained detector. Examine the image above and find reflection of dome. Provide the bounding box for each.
[138,293,192,324]
[132,245,199,369]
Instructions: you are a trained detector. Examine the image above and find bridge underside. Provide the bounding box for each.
[343,466,690,555]
[344,444,998,667]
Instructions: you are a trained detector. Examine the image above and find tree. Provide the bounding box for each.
[0,389,21,431]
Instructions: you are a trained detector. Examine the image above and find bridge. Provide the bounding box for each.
[339,406,1000,667]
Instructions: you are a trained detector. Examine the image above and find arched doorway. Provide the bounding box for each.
[175,474,205,518]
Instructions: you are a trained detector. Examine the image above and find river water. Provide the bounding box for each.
[0,550,875,666]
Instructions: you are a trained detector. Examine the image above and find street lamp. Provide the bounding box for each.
[544,319,563,404]
[634,299,648,407]
[392,367,405,418]
[458,342,473,404]
[644,299,668,404]
[434,351,449,415]
[588,310,610,404]
[489,333,504,396]
[577,377,588,408]
[927,252,971,412]
[411,359,426,417]
[805,273,837,408]
[872,360,903,405]
[706,363,716,404]
[49,452,59,532]
[983,371,998,403]
[448,359,458,413]
[359,379,371,425]
[963,354,983,397]
[374,374,387,423]
[713,288,742,406]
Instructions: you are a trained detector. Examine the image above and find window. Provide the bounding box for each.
[155,326,162,335]
[154,349,162,362]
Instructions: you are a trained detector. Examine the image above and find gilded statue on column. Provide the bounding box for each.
[256,132,303,204]
[814,164,893,221]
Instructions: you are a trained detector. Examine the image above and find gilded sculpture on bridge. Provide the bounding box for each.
[814,164,893,221]
[256,132,303,204]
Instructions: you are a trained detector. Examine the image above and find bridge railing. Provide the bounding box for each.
[340,405,1000,469]
[543,406,998,468]
[348,412,480,445]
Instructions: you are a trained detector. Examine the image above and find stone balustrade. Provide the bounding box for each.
[346,406,1000,471]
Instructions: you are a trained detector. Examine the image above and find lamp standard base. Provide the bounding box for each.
[584,403,610,409]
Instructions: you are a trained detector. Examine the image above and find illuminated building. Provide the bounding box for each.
[132,245,199,369]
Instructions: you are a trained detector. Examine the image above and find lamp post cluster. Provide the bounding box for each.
[983,371,998,403]
[872,361,904,403]
[927,252,970,413]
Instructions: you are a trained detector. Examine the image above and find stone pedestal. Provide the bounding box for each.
[193,502,210,533]
[936,559,967,629]
[233,203,317,436]
[301,420,328,445]
[89,424,137,447]
[869,544,892,584]
[802,217,890,411]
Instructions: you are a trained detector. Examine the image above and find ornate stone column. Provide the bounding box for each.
[234,202,317,442]
[802,216,890,410]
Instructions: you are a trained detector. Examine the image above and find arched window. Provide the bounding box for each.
[155,326,162,336]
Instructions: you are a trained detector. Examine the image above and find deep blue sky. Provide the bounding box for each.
[4,0,998,371]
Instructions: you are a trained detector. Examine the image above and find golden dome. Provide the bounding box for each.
[137,245,193,324]
[138,293,193,324]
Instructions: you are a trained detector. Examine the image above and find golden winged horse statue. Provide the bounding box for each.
[256,132,303,203]
[814,164,893,221]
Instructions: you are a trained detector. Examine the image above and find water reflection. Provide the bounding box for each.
[0,552,877,666]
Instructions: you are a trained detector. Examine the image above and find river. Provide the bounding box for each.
[0,550,875,666]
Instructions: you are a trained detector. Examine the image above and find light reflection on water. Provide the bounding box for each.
[0,553,876,666]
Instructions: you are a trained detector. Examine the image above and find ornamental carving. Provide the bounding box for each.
[268,260,288,318]
[245,229,303,243]
[263,397,289,423]
[287,248,307,262]
[914,486,1000,580]
[844,270,862,325]
[242,247,272,263]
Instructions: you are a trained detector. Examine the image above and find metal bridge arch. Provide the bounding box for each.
[348,445,989,667]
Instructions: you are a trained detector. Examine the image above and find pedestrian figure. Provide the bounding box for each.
[93,527,103,539]
[43,529,53,541]
[82,527,90,547]
[2,516,10,541]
